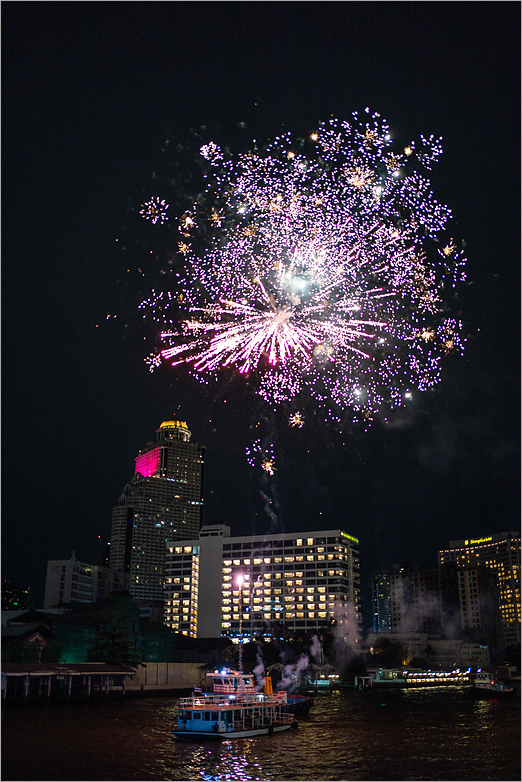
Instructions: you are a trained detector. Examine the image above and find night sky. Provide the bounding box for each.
[3,3,520,627]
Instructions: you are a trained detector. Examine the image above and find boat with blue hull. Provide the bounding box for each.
[173,670,298,741]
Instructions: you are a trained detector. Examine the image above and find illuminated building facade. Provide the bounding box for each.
[43,553,129,608]
[372,565,412,633]
[109,419,205,601]
[438,532,521,645]
[2,580,30,611]
[164,525,361,641]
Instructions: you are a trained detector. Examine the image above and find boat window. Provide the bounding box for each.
[193,712,201,719]
[202,712,210,721]
[211,711,218,720]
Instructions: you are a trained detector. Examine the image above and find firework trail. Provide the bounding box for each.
[140,110,467,424]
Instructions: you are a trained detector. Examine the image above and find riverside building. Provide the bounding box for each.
[43,553,129,608]
[109,418,205,601]
[164,524,361,642]
[438,532,521,645]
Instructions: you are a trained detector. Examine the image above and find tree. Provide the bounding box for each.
[372,637,405,668]
[87,612,142,668]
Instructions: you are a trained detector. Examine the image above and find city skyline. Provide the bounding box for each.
[3,4,520,627]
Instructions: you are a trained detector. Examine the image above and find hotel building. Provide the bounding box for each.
[109,419,205,601]
[438,532,520,645]
[164,524,361,642]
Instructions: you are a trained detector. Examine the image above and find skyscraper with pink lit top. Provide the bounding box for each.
[109,419,205,600]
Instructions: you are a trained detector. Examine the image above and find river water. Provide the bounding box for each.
[2,686,520,781]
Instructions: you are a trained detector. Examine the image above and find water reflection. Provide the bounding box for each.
[2,689,519,781]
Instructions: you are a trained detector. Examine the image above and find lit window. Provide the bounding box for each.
[307,556,314,562]
[223,560,232,566]
[243,559,251,565]
[264,558,271,564]
[307,538,314,545]
[254,558,262,565]
[175,547,182,553]
[184,547,192,553]
[233,559,241,566]
[264,573,271,580]
[285,557,294,563]
[296,539,303,547]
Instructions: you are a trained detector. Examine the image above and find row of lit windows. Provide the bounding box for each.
[221,609,330,624]
[221,554,347,568]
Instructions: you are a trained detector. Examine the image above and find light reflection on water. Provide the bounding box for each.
[2,687,520,781]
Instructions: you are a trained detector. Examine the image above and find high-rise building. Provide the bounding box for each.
[438,532,521,646]
[2,580,30,611]
[109,418,205,601]
[372,565,414,633]
[386,562,500,643]
[43,552,129,608]
[164,525,361,643]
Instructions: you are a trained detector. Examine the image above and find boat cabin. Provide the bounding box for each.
[207,670,255,694]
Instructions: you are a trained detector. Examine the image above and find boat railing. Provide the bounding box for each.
[229,712,294,732]
[179,692,288,709]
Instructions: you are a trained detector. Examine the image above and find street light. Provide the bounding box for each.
[236,574,244,673]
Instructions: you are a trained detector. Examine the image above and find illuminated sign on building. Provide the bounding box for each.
[464,537,493,546]
[341,532,359,544]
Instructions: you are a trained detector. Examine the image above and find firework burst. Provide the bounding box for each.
[141,111,467,422]
[139,197,169,225]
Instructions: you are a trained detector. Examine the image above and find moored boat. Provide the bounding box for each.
[173,670,298,740]
[472,671,514,695]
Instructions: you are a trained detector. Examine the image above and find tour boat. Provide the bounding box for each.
[472,671,514,695]
[173,670,298,740]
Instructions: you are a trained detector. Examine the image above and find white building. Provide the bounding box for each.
[164,524,361,642]
[44,552,129,608]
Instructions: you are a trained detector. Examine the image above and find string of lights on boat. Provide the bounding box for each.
[139,110,467,429]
